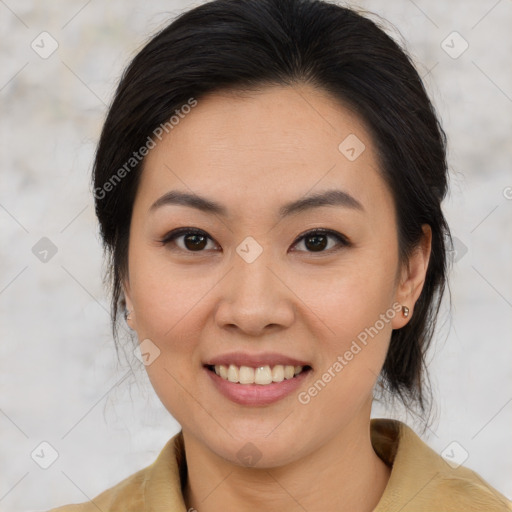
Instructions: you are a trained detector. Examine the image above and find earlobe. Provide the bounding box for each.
[122,279,136,330]
[392,225,432,329]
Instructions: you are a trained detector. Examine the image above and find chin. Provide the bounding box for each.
[193,422,315,469]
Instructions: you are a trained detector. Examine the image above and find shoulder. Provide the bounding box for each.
[44,431,185,512]
[45,464,149,512]
[424,464,512,511]
[372,418,512,512]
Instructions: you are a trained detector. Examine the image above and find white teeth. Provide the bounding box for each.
[219,365,228,379]
[254,366,273,385]
[227,364,239,383]
[284,365,295,380]
[271,365,284,382]
[239,366,255,384]
[212,364,306,385]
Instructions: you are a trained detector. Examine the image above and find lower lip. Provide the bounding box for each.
[205,367,311,406]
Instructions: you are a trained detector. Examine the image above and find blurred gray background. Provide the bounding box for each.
[1,0,511,510]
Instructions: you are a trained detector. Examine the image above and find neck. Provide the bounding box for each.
[182,410,391,512]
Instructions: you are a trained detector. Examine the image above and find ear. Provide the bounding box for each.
[391,224,432,329]
[122,277,137,330]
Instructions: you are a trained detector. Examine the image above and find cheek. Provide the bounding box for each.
[129,248,211,339]
[295,254,397,394]
[298,254,397,338]
[301,288,395,418]
[127,249,212,402]
[131,259,208,422]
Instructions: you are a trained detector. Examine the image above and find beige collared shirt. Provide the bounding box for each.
[48,418,512,511]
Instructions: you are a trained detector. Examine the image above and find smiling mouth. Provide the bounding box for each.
[205,364,312,385]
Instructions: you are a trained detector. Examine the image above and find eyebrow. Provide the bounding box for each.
[149,188,364,218]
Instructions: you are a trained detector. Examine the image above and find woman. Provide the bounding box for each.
[49,0,512,510]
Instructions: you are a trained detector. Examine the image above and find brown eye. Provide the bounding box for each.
[292,229,350,253]
[160,227,350,254]
[161,228,217,252]
[182,233,208,251]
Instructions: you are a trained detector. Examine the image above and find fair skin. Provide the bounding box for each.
[123,84,431,512]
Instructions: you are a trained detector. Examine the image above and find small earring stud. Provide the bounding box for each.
[124,309,132,321]
[402,305,409,318]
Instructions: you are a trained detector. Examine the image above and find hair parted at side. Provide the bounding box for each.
[92,0,451,421]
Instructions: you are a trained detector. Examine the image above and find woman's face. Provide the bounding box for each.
[123,84,429,467]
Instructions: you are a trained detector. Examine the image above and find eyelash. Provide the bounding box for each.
[159,227,351,254]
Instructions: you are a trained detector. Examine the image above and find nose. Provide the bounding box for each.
[214,245,295,337]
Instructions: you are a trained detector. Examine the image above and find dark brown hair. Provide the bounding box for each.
[92,0,451,419]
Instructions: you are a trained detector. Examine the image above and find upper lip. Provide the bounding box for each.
[204,351,312,368]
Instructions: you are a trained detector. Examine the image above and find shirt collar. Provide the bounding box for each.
[143,417,508,511]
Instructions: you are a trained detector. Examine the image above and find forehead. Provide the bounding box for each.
[136,84,392,219]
